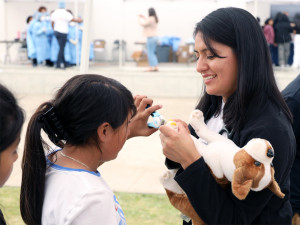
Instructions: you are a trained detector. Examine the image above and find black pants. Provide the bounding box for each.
[54,31,67,68]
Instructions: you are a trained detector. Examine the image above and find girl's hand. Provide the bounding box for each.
[159,121,201,169]
[128,95,162,139]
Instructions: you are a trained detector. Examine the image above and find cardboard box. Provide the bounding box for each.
[137,60,149,67]
[94,40,105,49]
[132,51,149,67]
[176,45,189,63]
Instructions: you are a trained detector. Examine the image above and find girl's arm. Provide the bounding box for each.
[127,95,162,139]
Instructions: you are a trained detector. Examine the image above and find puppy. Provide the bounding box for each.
[189,109,284,199]
[160,110,284,225]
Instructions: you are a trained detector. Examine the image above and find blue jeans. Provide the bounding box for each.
[146,37,158,67]
[54,31,67,68]
[269,44,278,66]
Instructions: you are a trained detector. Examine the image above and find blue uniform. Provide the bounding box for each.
[26,16,36,59]
[32,12,50,64]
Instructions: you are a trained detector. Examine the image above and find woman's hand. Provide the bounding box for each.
[127,95,162,139]
[159,120,201,169]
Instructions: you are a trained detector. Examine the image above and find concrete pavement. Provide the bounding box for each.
[0,62,298,194]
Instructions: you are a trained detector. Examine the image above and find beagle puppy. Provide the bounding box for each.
[160,110,284,225]
[188,109,284,200]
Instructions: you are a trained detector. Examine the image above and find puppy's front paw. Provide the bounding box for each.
[160,170,176,184]
[189,110,205,133]
[191,109,204,121]
[160,170,184,194]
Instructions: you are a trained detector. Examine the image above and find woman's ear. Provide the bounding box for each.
[97,122,111,142]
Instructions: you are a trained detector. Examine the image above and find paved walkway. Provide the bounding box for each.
[0,62,299,194]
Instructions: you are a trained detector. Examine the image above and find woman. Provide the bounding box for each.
[264,18,277,66]
[138,7,159,72]
[159,7,296,224]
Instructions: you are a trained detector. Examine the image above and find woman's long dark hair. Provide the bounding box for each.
[20,74,136,225]
[148,7,158,23]
[0,84,24,225]
[194,7,292,131]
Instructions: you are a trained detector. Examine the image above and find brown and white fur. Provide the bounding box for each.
[160,110,284,225]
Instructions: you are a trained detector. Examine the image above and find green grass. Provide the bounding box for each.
[115,192,181,225]
[0,187,24,225]
[0,187,181,225]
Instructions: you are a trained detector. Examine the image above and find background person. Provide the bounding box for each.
[20,74,162,225]
[51,0,82,69]
[0,84,24,225]
[274,12,295,68]
[292,13,300,70]
[25,14,37,66]
[32,12,51,66]
[263,18,277,66]
[159,7,295,225]
[138,7,159,72]
[282,75,300,225]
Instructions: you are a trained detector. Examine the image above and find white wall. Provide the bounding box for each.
[2,0,294,63]
[91,0,218,61]
[246,1,271,26]
[0,0,7,62]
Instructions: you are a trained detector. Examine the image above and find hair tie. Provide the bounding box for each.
[38,106,67,145]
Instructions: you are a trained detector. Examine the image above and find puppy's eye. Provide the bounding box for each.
[270,162,274,167]
[254,161,261,166]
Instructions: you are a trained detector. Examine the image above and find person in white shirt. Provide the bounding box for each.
[20,74,162,225]
[51,0,82,69]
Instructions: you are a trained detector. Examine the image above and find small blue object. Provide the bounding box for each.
[146,104,165,129]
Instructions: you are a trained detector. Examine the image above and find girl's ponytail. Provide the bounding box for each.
[20,102,52,225]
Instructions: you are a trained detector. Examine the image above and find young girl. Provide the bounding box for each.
[20,74,162,225]
[0,84,24,224]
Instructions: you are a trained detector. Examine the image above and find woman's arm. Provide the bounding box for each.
[138,16,154,27]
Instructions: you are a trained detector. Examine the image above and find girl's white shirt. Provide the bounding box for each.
[42,153,126,225]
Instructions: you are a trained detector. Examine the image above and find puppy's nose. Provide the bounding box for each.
[267,149,274,158]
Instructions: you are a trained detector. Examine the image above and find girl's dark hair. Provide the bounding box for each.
[0,84,24,153]
[0,84,24,225]
[148,7,158,23]
[26,16,32,24]
[20,74,136,225]
[264,18,272,25]
[194,7,292,132]
[38,6,46,12]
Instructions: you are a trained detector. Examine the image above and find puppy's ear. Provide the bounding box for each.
[232,167,253,200]
[268,167,285,198]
